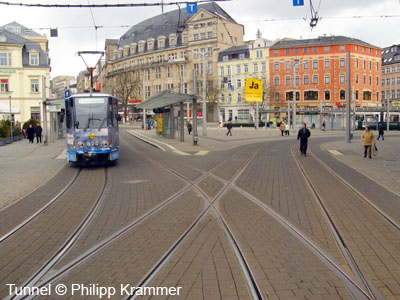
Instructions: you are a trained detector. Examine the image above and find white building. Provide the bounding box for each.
[0,22,50,123]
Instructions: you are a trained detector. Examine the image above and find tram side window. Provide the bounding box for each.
[66,101,72,129]
[112,99,118,127]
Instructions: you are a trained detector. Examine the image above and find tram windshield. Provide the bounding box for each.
[74,97,108,129]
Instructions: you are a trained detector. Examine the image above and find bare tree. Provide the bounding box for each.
[113,70,142,119]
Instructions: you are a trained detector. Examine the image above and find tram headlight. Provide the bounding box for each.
[101,140,109,147]
[77,142,84,148]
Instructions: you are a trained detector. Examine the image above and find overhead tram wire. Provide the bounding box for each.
[87,0,101,51]
[0,0,231,8]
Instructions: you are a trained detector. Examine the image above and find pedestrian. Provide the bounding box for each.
[147,119,152,130]
[35,123,42,143]
[141,121,144,130]
[226,120,233,136]
[362,125,376,159]
[187,121,193,135]
[280,122,285,136]
[297,123,311,156]
[377,123,384,141]
[27,124,35,144]
[311,123,315,129]
[322,120,326,132]
[285,123,290,136]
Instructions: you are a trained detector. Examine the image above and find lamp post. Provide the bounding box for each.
[9,93,13,143]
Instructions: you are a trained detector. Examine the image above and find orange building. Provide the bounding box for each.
[269,36,381,112]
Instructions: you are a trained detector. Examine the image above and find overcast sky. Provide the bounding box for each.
[1,0,399,78]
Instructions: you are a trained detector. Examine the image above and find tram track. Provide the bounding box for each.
[2,167,108,300]
[291,146,386,300]
[20,139,258,299]
[0,168,82,244]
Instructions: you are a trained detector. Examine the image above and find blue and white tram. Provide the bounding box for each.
[65,93,120,164]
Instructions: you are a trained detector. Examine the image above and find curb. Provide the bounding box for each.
[126,130,166,151]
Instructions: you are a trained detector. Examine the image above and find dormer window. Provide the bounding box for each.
[147,38,155,51]
[138,41,145,53]
[169,34,177,47]
[29,52,39,66]
[130,43,137,55]
[118,49,123,59]
[157,36,166,49]
[113,50,118,60]
[123,46,129,57]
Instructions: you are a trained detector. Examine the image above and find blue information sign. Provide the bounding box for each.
[65,89,70,98]
[293,0,304,6]
[186,2,198,14]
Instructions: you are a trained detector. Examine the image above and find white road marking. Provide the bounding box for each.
[327,149,344,156]
[195,151,209,156]
[55,149,67,160]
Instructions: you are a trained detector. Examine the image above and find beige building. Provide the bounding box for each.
[0,22,50,123]
[102,3,244,121]
[52,75,76,98]
[218,30,272,122]
[382,44,400,121]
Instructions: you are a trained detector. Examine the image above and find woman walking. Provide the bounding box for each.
[361,125,376,159]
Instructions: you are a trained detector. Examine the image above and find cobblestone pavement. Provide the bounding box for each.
[2,129,400,300]
[0,139,66,210]
[296,149,400,299]
[0,168,106,298]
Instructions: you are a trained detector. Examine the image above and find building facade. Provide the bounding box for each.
[102,3,244,122]
[0,22,50,123]
[269,36,381,123]
[382,44,400,120]
[217,31,272,123]
[51,75,76,99]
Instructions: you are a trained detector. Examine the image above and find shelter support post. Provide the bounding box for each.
[170,105,174,139]
[193,98,198,145]
[180,102,184,142]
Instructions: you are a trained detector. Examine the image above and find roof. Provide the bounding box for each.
[105,39,118,47]
[218,44,249,61]
[117,3,236,49]
[382,45,400,66]
[0,22,42,37]
[271,35,378,49]
[136,91,197,109]
[0,29,49,68]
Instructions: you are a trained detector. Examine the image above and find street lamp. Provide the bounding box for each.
[8,92,13,143]
[186,48,219,137]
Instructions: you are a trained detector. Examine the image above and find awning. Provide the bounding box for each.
[0,102,20,114]
[136,91,197,110]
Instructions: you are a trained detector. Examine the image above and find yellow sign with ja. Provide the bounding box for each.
[245,78,263,102]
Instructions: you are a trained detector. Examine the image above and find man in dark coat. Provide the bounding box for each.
[187,121,192,135]
[297,123,311,156]
[377,123,384,141]
[35,123,42,143]
[226,120,233,136]
[27,124,35,143]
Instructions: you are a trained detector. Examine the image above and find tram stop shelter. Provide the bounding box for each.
[136,91,198,144]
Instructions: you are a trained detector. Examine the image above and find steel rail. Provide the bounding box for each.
[7,167,109,300]
[0,168,82,243]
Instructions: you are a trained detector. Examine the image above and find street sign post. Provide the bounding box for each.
[245,78,263,129]
[64,89,70,98]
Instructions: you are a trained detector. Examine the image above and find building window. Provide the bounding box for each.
[256,50,262,58]
[285,48,290,54]
[286,76,291,86]
[325,91,330,100]
[295,76,299,86]
[355,58,359,68]
[382,79,385,86]
[324,74,330,84]
[363,91,372,100]
[368,61,372,70]
[325,59,330,68]
[194,34,198,41]
[199,33,205,40]
[363,60,366,69]
[324,46,330,52]
[340,74,345,83]
[376,62,379,71]
[220,93,224,103]
[274,62,279,71]
[253,63,258,73]
[304,60,309,69]
[237,93,242,103]
[31,79,39,92]
[313,47,318,53]
[261,62,266,72]
[274,92,280,101]
[313,60,318,69]
[0,79,9,92]
[340,45,345,51]
[227,65,232,75]
[208,62,213,75]
[363,75,366,85]
[238,109,249,121]
[228,93,232,104]
[274,76,280,86]
[397,89,400,99]
[340,90,345,100]
[220,33,223,41]
[220,67,224,76]
[387,78,390,85]
[0,53,11,66]
[207,31,212,39]
[145,86,151,97]
[392,90,395,99]
[286,91,299,101]
[30,53,39,66]
[356,74,359,84]
[244,64,248,73]
[304,75,309,85]
[294,48,299,54]
[397,76,400,84]
[340,58,345,68]
[304,47,309,53]
[285,61,291,70]
[222,55,228,62]
[369,76,372,85]
[392,78,396,85]
[312,75,318,84]
[382,91,385,100]
[237,79,241,88]
[356,90,359,100]
[274,49,279,55]
[236,64,241,74]
[304,91,318,100]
